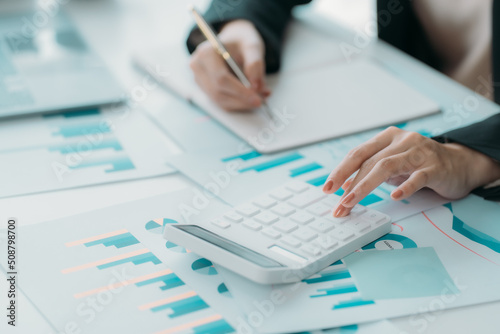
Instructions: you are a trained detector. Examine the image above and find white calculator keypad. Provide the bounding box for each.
[208,181,391,264]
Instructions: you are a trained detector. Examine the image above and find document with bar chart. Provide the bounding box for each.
[217,195,500,333]
[0,188,404,333]
[0,190,238,334]
[0,107,176,198]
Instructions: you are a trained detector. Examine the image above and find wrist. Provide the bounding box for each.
[218,20,262,46]
[220,19,256,33]
[445,143,500,190]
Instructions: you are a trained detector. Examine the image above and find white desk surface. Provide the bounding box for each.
[1,0,499,333]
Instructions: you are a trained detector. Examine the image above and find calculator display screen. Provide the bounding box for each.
[173,225,284,268]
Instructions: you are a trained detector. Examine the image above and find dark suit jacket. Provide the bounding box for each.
[187,0,500,200]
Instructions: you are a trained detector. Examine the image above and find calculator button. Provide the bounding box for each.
[307,203,332,216]
[236,204,261,217]
[273,220,298,233]
[271,203,296,217]
[262,228,281,239]
[322,195,341,207]
[292,228,318,242]
[286,182,309,193]
[350,220,371,232]
[316,235,338,250]
[350,205,366,216]
[309,219,335,233]
[288,190,326,208]
[243,220,262,231]
[253,196,277,209]
[360,211,386,224]
[224,211,243,223]
[254,212,279,225]
[290,212,315,225]
[324,215,350,225]
[269,188,293,201]
[282,236,302,248]
[211,218,231,229]
[329,227,354,241]
[301,244,321,257]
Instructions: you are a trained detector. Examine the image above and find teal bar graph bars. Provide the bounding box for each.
[84,232,139,249]
[307,174,329,187]
[290,162,323,177]
[333,298,375,309]
[52,122,112,138]
[303,269,351,284]
[70,156,135,173]
[152,295,209,318]
[222,151,262,162]
[358,193,384,206]
[43,108,101,118]
[136,272,185,291]
[192,319,234,334]
[307,176,385,206]
[97,252,161,270]
[48,138,123,154]
[239,152,303,173]
[310,284,358,298]
[333,188,383,206]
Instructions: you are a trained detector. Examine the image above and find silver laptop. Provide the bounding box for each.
[0,9,123,118]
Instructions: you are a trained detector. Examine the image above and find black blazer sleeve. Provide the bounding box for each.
[186,0,311,73]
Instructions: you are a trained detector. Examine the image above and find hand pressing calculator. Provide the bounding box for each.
[164,181,391,284]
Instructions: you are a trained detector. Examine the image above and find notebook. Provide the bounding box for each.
[134,21,439,153]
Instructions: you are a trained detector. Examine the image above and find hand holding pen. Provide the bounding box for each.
[189,6,273,117]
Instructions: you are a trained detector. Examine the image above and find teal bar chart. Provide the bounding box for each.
[84,231,140,249]
[0,106,175,198]
[239,152,304,172]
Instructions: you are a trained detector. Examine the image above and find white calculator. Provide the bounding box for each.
[164,181,391,284]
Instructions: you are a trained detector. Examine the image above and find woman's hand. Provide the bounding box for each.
[189,20,269,111]
[322,127,500,217]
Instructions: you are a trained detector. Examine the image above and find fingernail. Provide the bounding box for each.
[334,205,347,217]
[392,189,403,199]
[341,192,355,206]
[323,180,333,192]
